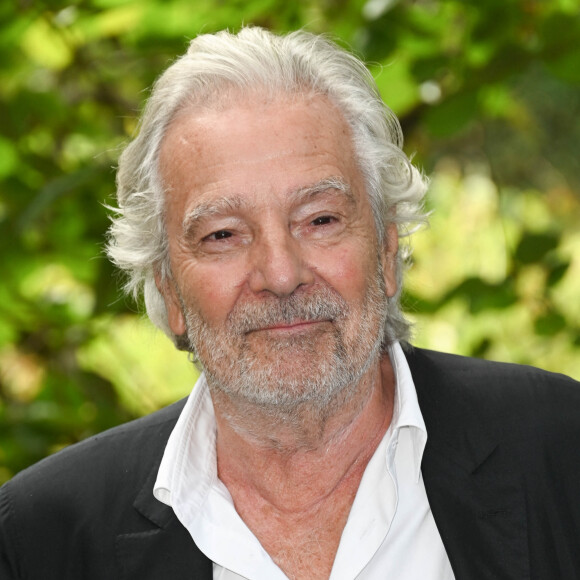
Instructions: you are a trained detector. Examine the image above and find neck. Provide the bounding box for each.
[211,353,395,511]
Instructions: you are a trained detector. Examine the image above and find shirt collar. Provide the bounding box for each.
[387,342,428,482]
[154,373,218,511]
[154,341,428,504]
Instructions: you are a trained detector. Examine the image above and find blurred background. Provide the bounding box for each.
[1,0,579,483]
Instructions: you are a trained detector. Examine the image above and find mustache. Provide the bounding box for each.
[225,287,348,335]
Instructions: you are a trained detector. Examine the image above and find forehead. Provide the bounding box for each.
[158,93,367,216]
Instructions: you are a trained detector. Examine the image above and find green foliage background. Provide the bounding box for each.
[1,0,579,483]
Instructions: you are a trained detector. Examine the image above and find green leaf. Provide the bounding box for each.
[514,232,560,265]
[534,310,567,336]
[0,136,19,178]
[443,277,517,314]
[546,260,570,287]
[423,91,479,137]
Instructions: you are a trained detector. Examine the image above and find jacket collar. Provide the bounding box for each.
[406,346,530,579]
[116,404,213,580]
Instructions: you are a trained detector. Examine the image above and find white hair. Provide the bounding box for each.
[107,26,428,347]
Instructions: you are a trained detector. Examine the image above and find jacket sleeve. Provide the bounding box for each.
[0,483,21,580]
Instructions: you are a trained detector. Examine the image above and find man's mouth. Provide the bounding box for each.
[247,319,331,335]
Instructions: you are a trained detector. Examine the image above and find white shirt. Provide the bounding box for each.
[154,343,455,579]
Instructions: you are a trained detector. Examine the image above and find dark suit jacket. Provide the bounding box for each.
[1,348,580,579]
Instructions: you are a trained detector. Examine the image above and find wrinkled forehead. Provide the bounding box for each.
[168,82,323,129]
[157,92,373,233]
[160,90,357,176]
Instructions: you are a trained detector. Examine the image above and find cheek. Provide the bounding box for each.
[313,246,376,303]
[178,261,247,324]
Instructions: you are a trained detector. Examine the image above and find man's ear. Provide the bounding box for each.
[381,222,399,298]
[155,271,187,337]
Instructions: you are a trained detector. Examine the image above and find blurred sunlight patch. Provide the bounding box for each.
[78,315,197,415]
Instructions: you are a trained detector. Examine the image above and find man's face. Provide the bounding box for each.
[158,94,398,409]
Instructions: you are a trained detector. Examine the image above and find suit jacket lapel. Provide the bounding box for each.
[115,444,213,579]
[406,347,531,579]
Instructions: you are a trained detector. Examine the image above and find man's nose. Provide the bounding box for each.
[248,229,314,297]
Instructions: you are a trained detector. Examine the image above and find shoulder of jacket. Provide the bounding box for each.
[405,345,579,396]
[406,345,580,443]
[1,397,187,501]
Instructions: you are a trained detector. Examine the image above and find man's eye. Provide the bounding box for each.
[205,230,232,241]
[311,216,335,226]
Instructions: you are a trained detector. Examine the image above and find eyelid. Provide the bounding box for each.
[311,214,338,225]
[182,197,246,240]
[191,215,242,242]
[294,195,348,220]
[202,229,233,241]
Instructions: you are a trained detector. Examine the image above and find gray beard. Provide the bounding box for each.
[181,266,388,414]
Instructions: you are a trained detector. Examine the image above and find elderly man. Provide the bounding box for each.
[1,27,579,580]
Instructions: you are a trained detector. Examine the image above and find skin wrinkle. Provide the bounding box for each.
[180,177,355,245]
[181,196,244,240]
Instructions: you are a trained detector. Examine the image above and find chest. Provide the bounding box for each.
[233,485,357,580]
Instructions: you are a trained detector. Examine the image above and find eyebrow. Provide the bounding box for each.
[181,176,355,237]
[182,196,245,238]
[288,176,355,207]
